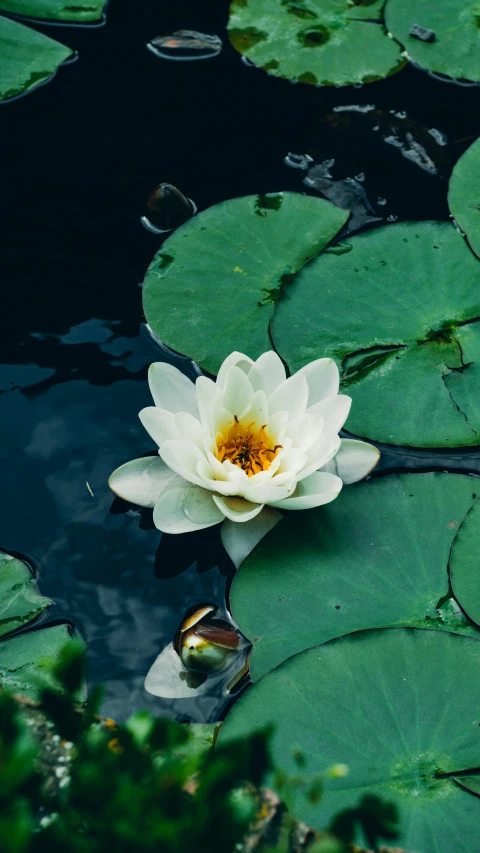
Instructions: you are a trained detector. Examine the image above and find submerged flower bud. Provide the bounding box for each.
[141,183,196,234]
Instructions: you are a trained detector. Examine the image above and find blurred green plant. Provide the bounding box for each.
[0,641,401,853]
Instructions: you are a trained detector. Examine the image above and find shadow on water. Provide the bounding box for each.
[1,0,480,720]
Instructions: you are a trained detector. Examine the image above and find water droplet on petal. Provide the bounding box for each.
[147,30,222,61]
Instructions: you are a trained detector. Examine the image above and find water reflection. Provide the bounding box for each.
[140,183,196,235]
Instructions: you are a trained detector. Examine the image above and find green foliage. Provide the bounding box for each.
[448,137,480,260]
[230,473,480,680]
[0,15,71,103]
[272,221,480,447]
[0,1,106,22]
[0,642,272,853]
[0,551,51,638]
[385,0,480,83]
[219,629,480,853]
[227,0,405,87]
[142,192,348,376]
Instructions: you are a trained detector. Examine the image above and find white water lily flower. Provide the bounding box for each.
[109,351,380,567]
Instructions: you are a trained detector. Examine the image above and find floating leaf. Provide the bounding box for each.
[453,774,480,797]
[272,221,480,447]
[230,474,480,681]
[0,0,107,22]
[450,498,480,627]
[143,192,348,375]
[0,15,72,102]
[218,629,480,853]
[385,0,480,83]
[448,137,480,260]
[0,550,51,638]
[0,623,75,699]
[227,0,405,87]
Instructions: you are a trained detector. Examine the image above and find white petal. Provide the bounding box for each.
[297,433,342,481]
[247,351,286,396]
[196,458,243,495]
[182,486,225,525]
[238,389,268,430]
[285,412,324,452]
[269,471,342,509]
[266,410,289,444]
[242,482,295,504]
[216,352,253,388]
[145,644,212,699]
[222,366,254,416]
[148,362,198,416]
[160,440,207,488]
[174,412,205,449]
[220,506,282,569]
[196,376,221,432]
[268,372,309,420]
[108,456,185,507]
[212,494,264,522]
[308,395,351,434]
[275,447,308,475]
[139,407,180,447]
[321,439,380,484]
[153,486,221,533]
[295,358,339,407]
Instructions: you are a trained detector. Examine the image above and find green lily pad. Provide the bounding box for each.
[272,221,480,447]
[143,192,348,376]
[453,774,480,797]
[0,15,72,102]
[230,473,480,681]
[448,138,480,260]
[450,498,480,627]
[0,550,51,638]
[0,0,106,22]
[227,0,405,86]
[218,629,480,853]
[0,623,75,699]
[385,0,480,83]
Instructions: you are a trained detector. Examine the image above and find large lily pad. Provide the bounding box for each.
[227,0,405,87]
[272,221,480,447]
[450,498,480,628]
[143,192,348,375]
[0,0,106,22]
[0,550,51,638]
[0,623,74,699]
[230,473,480,681]
[448,138,480,260]
[218,629,480,852]
[385,0,480,83]
[0,15,72,102]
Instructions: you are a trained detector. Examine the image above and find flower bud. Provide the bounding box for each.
[141,183,195,234]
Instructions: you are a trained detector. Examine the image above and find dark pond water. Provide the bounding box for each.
[1,0,480,722]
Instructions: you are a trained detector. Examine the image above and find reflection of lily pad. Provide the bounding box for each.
[231,474,480,681]
[0,15,72,102]
[219,629,480,853]
[272,221,480,447]
[0,550,51,638]
[386,0,480,83]
[143,192,348,375]
[448,138,480,260]
[0,623,75,699]
[450,498,480,627]
[227,0,405,86]
[0,0,106,22]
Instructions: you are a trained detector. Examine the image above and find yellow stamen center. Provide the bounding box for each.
[216,417,282,477]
